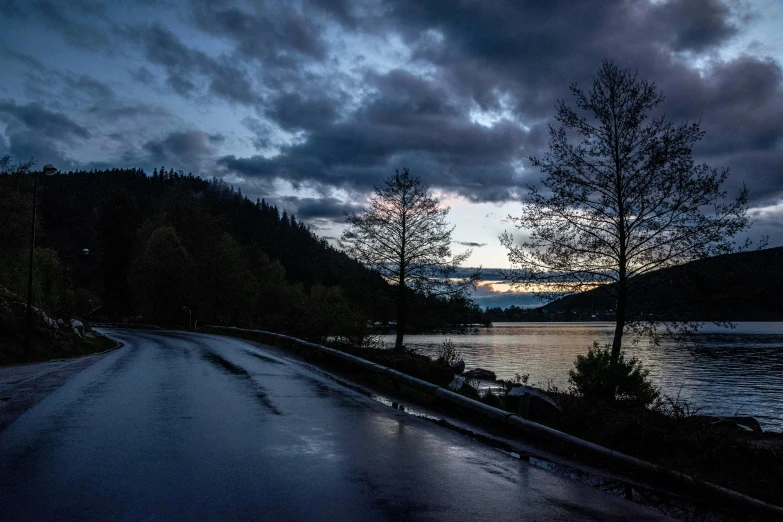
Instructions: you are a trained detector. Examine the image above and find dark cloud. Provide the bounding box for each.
[63,75,115,102]
[306,0,358,27]
[0,101,90,167]
[34,0,111,50]
[649,0,739,52]
[275,196,363,222]
[0,0,113,51]
[138,130,222,173]
[219,67,528,201]
[88,103,169,120]
[470,281,541,309]
[166,74,197,97]
[0,45,45,70]
[0,0,25,18]
[189,0,327,66]
[643,56,783,205]
[679,57,783,152]
[453,267,506,280]
[1,0,781,242]
[210,0,781,210]
[141,24,261,105]
[130,66,156,85]
[208,133,225,145]
[267,91,341,132]
[240,117,276,152]
[0,100,90,141]
[455,241,487,248]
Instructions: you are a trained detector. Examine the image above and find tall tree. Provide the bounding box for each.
[130,225,195,325]
[98,191,139,316]
[341,168,480,349]
[0,156,34,266]
[501,61,751,369]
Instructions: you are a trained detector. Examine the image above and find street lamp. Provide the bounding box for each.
[182,305,192,330]
[63,248,90,285]
[25,164,58,357]
[63,248,90,259]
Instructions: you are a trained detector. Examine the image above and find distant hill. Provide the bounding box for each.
[541,247,783,321]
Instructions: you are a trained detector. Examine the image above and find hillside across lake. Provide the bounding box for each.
[489,247,783,322]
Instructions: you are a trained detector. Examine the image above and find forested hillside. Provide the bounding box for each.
[0,163,485,342]
[538,246,783,321]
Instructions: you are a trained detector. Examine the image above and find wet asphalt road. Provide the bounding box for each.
[0,330,670,521]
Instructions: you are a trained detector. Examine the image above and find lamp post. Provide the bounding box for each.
[182,305,192,330]
[63,248,90,286]
[25,164,57,357]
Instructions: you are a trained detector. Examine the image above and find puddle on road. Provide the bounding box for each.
[370,395,440,421]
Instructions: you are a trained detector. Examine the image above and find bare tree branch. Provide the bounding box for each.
[341,168,481,348]
[501,61,751,368]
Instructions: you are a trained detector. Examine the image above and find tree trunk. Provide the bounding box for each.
[395,203,407,350]
[609,278,627,401]
[394,280,406,350]
[394,285,406,350]
[611,283,626,364]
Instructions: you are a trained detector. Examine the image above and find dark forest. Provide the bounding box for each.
[0,164,486,343]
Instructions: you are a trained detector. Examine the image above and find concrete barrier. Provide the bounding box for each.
[204,325,783,520]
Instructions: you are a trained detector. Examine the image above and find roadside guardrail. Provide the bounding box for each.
[203,325,782,520]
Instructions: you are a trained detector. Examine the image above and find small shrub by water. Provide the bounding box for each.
[481,387,502,408]
[568,342,659,406]
[652,392,702,421]
[434,338,462,366]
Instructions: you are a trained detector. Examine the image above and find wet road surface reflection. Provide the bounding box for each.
[0,330,670,521]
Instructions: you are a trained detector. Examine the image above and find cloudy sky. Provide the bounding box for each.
[2,0,782,305]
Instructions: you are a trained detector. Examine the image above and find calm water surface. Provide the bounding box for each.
[383,322,783,431]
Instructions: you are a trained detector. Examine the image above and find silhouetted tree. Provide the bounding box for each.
[196,232,255,325]
[502,61,751,377]
[0,156,34,264]
[130,225,195,325]
[99,191,139,316]
[342,168,480,349]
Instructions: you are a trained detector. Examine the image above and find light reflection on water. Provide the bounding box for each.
[382,322,783,431]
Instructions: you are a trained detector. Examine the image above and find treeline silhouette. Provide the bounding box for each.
[483,247,783,323]
[541,246,783,321]
[0,166,486,341]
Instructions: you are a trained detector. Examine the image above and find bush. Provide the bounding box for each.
[481,387,502,408]
[434,338,461,366]
[652,393,701,421]
[568,342,659,406]
[499,372,530,396]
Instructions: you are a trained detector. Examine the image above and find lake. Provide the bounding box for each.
[382,322,783,431]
